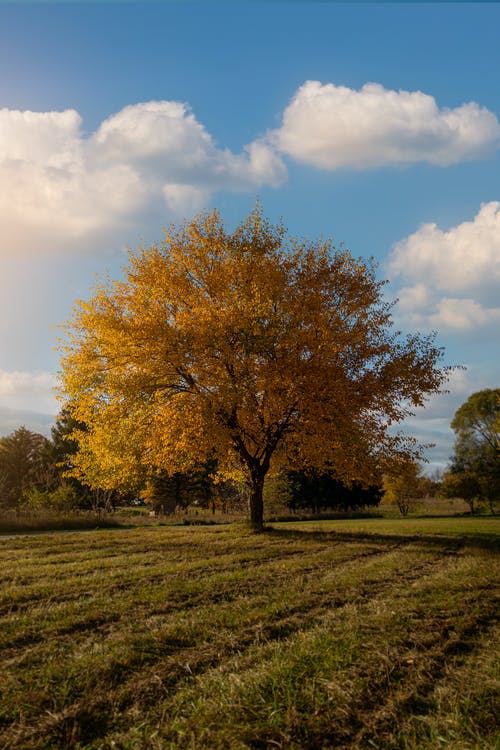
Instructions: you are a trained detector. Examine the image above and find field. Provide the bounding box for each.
[0,518,498,749]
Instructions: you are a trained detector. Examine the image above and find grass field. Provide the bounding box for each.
[0,518,498,749]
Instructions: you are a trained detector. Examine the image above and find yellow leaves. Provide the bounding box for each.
[383,458,423,505]
[58,206,448,496]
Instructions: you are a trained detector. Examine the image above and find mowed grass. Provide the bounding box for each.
[0,519,498,749]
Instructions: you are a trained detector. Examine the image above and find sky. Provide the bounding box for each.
[0,1,499,473]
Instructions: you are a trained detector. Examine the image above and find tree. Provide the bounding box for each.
[49,408,93,507]
[59,206,449,530]
[25,484,82,514]
[451,388,499,458]
[50,408,131,513]
[141,461,222,515]
[0,427,52,514]
[447,388,500,512]
[286,470,382,514]
[383,459,427,516]
[440,469,482,515]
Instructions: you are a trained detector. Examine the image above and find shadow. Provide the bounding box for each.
[263,523,500,553]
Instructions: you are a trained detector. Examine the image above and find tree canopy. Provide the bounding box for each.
[443,388,500,512]
[0,427,51,512]
[383,458,428,517]
[59,206,449,529]
[451,388,499,458]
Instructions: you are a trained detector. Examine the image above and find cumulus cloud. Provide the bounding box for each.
[430,298,500,331]
[390,202,500,295]
[0,101,286,257]
[388,202,500,332]
[92,101,285,189]
[2,85,498,259]
[1,107,149,256]
[270,80,500,169]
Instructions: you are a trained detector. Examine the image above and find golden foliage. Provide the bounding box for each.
[58,206,449,525]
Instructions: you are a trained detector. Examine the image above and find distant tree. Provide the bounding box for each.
[49,408,94,508]
[494,396,500,441]
[189,459,217,513]
[213,478,248,514]
[0,427,51,514]
[451,388,499,453]
[59,206,449,530]
[383,459,427,516]
[422,469,442,498]
[448,388,500,513]
[440,469,482,515]
[50,409,129,513]
[25,484,82,514]
[142,472,189,515]
[286,470,382,514]
[141,460,243,516]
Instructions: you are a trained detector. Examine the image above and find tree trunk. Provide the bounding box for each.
[249,470,265,531]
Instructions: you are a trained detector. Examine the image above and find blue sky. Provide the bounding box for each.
[0,2,499,472]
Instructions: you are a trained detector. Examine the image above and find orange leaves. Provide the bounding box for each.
[58,205,449,506]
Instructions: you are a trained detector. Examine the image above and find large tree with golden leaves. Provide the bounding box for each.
[59,207,448,529]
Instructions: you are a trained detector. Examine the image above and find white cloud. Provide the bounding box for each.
[0,102,286,258]
[398,366,499,471]
[390,202,500,294]
[389,202,500,332]
[271,80,500,169]
[0,370,57,415]
[0,107,145,253]
[413,367,485,421]
[162,183,211,216]
[0,108,82,165]
[0,368,60,440]
[395,283,433,315]
[93,101,211,164]
[2,87,497,260]
[430,298,500,331]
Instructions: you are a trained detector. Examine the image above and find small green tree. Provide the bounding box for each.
[49,408,94,508]
[26,484,81,513]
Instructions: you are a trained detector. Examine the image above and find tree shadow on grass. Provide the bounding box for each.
[263,524,500,553]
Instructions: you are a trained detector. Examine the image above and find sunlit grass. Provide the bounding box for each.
[0,520,498,749]
[276,515,500,537]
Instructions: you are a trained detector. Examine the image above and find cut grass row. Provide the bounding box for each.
[0,518,498,749]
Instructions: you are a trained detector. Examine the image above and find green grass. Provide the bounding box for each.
[0,518,498,749]
[276,515,500,538]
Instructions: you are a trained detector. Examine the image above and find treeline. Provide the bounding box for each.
[0,415,387,518]
[0,419,128,516]
[2,388,496,519]
[285,471,383,514]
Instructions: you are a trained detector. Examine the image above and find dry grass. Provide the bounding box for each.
[0,518,498,749]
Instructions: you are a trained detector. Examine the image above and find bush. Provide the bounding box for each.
[25,484,81,513]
